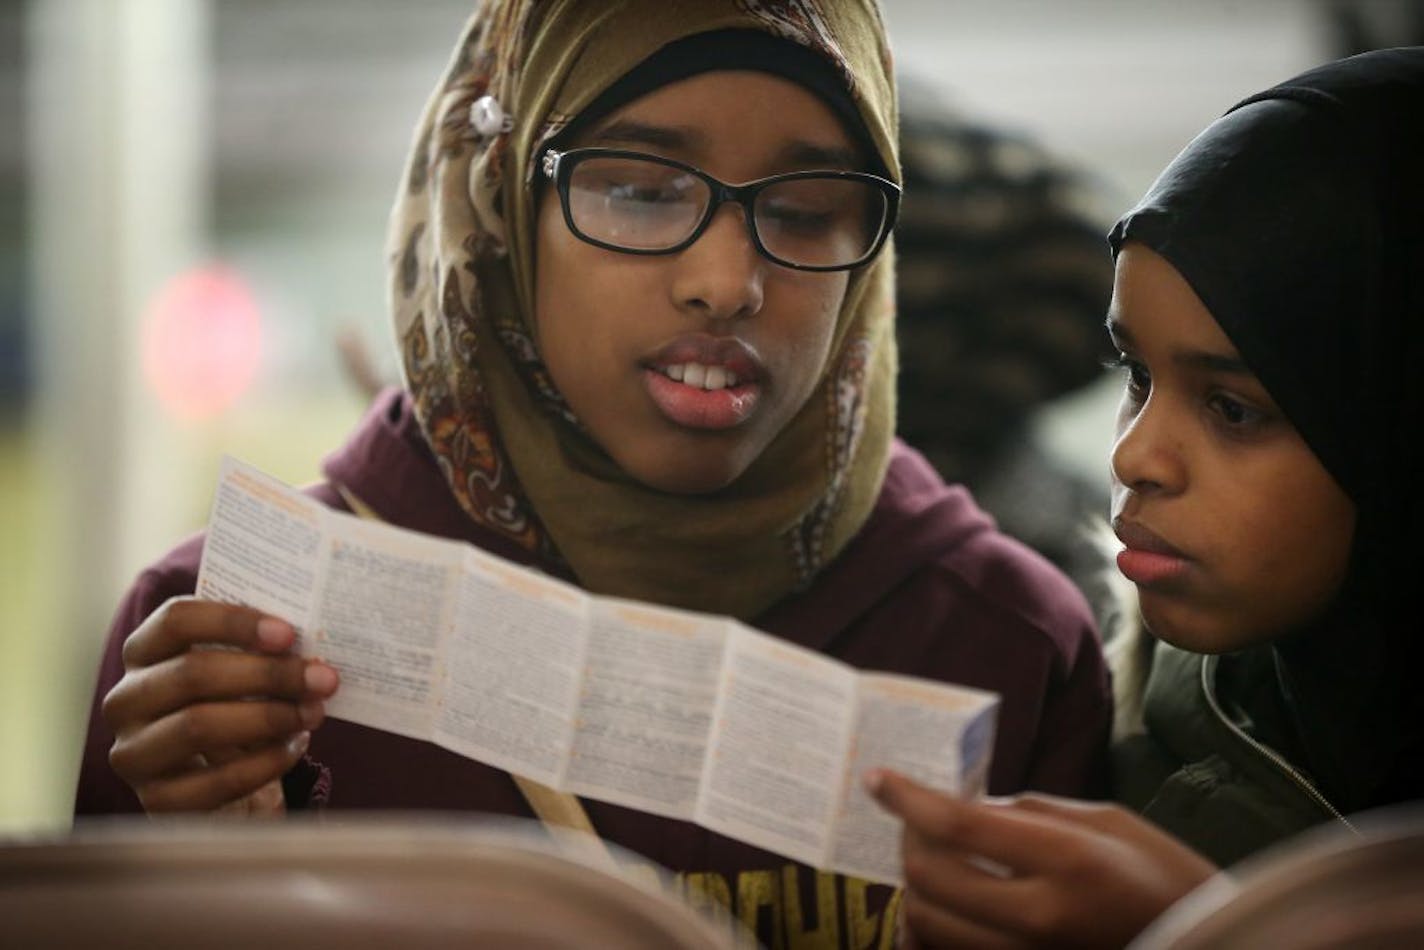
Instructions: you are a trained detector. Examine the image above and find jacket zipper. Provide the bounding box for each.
[1198,656,1358,834]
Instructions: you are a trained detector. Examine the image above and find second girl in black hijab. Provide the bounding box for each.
[868,46,1424,948]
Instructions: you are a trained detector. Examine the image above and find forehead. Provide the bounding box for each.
[1110,243,1240,356]
[580,71,862,172]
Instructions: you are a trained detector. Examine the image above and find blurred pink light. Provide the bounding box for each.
[141,265,263,421]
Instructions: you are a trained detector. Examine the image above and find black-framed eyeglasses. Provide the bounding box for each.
[540,147,901,272]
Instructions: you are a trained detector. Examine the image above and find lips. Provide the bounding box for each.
[641,334,765,431]
[645,335,763,383]
[1112,518,1191,586]
[1113,519,1185,557]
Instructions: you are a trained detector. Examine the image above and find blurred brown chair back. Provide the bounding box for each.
[1132,804,1424,949]
[0,814,744,949]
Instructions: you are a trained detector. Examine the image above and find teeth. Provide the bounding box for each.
[662,362,741,391]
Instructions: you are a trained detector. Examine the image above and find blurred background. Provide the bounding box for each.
[1,0,1417,831]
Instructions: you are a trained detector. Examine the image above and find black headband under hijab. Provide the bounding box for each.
[553,29,884,174]
[1109,47,1424,630]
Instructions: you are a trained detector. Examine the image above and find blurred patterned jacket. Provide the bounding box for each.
[893,77,1121,637]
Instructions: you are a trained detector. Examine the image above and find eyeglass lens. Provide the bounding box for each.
[565,155,888,269]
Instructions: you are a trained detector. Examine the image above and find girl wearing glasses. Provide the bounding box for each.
[869,47,1424,948]
[77,2,1110,943]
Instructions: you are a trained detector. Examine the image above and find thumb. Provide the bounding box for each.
[863,768,974,836]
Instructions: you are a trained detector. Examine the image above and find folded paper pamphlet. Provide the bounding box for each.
[196,457,1000,885]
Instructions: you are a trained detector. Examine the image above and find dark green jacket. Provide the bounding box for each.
[1112,643,1351,868]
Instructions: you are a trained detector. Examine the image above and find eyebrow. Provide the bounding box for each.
[780,141,860,170]
[588,119,696,151]
[588,119,861,171]
[1105,318,1255,375]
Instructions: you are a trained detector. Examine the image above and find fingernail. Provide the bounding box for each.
[862,768,884,795]
[257,618,294,650]
[287,730,311,757]
[304,662,338,695]
[298,700,324,730]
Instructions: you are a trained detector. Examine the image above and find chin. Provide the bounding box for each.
[1139,598,1241,658]
[636,463,743,496]
[607,426,768,495]
[1139,596,1267,655]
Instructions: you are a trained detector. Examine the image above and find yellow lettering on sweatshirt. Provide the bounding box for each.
[669,866,899,949]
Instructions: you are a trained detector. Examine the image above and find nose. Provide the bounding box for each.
[1109,393,1187,499]
[669,204,765,322]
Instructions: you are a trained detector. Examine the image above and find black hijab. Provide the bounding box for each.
[1110,48,1424,813]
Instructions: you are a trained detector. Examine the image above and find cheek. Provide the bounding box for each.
[1220,458,1356,632]
[532,203,565,343]
[533,205,621,388]
[806,296,841,363]
[780,276,848,376]
[1258,481,1353,587]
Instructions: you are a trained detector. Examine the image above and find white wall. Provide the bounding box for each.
[884,0,1334,476]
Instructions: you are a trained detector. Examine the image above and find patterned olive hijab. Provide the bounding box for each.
[387,0,899,619]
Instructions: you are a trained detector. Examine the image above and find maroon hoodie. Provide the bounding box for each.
[76,388,1110,948]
